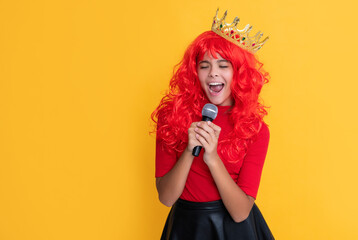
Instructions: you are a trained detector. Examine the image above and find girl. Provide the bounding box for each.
[151,10,274,240]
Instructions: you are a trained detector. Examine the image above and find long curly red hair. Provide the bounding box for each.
[151,31,270,162]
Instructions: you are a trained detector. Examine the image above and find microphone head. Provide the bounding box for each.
[202,103,218,120]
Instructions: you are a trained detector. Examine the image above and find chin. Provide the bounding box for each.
[208,98,232,106]
[208,99,224,106]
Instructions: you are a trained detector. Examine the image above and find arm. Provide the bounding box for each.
[155,122,203,207]
[156,148,194,207]
[206,155,255,222]
[195,121,268,222]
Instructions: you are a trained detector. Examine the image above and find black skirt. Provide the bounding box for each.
[160,199,274,240]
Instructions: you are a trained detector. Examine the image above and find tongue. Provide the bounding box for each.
[210,84,224,92]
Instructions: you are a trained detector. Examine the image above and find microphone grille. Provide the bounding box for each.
[202,103,218,120]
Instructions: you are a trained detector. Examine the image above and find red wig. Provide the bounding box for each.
[151,31,270,162]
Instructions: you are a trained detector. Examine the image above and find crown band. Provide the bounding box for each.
[211,9,269,53]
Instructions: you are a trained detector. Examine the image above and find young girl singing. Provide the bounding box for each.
[151,9,274,240]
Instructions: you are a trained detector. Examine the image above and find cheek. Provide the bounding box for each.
[225,73,234,87]
[199,81,207,91]
[197,72,206,88]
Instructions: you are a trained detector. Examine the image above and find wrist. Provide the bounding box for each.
[185,145,192,154]
[184,146,195,159]
[204,152,221,168]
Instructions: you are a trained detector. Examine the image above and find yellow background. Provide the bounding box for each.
[1,0,358,239]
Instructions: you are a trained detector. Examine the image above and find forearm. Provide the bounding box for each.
[156,148,194,207]
[207,155,254,222]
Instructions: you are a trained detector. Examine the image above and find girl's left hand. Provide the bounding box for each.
[194,121,221,165]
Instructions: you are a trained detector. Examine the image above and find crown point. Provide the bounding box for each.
[233,17,240,26]
[214,8,219,19]
[223,10,228,19]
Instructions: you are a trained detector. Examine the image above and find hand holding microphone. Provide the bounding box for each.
[192,104,218,157]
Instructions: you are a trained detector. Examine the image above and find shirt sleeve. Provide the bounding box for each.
[155,138,177,178]
[236,123,270,199]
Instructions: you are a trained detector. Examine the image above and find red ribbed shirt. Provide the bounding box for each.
[155,105,270,201]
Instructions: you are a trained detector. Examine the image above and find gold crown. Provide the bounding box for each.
[211,9,269,53]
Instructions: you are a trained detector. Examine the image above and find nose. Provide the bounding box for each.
[209,66,219,78]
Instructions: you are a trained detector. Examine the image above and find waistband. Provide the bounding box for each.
[175,198,225,211]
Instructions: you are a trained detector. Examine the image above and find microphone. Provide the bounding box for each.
[192,103,218,157]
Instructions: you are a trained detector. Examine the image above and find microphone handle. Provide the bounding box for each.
[192,116,214,157]
[192,146,202,157]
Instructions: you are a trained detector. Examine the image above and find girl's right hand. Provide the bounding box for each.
[187,122,202,152]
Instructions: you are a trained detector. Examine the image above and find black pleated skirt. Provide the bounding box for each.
[160,199,274,240]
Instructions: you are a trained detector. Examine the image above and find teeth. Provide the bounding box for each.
[209,82,224,86]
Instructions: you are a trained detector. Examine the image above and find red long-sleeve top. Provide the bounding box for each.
[155,105,270,201]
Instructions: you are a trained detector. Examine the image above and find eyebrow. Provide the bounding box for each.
[198,59,229,64]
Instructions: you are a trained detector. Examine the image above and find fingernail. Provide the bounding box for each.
[208,121,211,125]
[195,128,198,131]
[197,122,200,126]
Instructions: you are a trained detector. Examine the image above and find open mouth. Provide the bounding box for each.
[209,82,224,93]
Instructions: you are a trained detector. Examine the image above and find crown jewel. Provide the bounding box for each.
[211,9,269,53]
